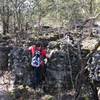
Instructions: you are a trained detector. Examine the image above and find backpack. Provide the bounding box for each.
[31,50,41,67]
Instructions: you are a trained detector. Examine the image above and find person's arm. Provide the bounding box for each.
[46,50,54,58]
[28,46,33,50]
[41,49,48,64]
[27,45,36,56]
[46,48,58,58]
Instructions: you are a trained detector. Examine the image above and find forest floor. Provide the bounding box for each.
[0,71,14,100]
[0,71,75,100]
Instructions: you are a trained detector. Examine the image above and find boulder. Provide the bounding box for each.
[8,47,32,86]
[45,39,81,93]
[46,51,67,91]
[0,91,12,100]
[88,51,100,82]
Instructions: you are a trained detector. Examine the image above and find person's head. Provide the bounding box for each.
[35,41,42,50]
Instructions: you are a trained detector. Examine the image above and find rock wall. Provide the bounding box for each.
[88,51,100,82]
[8,47,32,86]
[0,47,11,70]
[44,40,81,93]
[7,40,81,92]
[0,37,99,97]
[46,50,67,92]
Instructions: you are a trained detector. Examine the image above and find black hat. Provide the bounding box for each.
[35,41,42,47]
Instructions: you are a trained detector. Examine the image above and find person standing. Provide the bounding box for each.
[28,41,47,88]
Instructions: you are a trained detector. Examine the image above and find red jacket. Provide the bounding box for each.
[28,46,47,66]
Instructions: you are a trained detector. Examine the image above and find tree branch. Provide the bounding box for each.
[83,12,100,26]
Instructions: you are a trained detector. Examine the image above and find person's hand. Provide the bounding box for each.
[28,46,33,50]
[44,58,48,64]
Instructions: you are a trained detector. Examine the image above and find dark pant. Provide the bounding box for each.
[40,65,46,81]
[32,67,41,88]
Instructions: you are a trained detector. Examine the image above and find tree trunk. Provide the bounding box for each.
[38,14,42,34]
[2,1,10,35]
[89,0,95,37]
[3,20,6,35]
[2,5,6,35]
[6,6,10,33]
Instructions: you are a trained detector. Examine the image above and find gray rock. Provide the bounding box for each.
[0,47,10,70]
[45,49,77,93]
[0,91,12,100]
[8,47,32,86]
[88,51,100,81]
[47,41,58,49]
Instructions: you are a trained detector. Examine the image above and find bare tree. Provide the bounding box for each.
[0,0,11,35]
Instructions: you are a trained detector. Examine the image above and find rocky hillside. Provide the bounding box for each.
[0,32,100,100]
